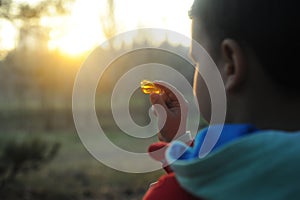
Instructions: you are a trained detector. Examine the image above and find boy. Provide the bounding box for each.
[144,0,300,199]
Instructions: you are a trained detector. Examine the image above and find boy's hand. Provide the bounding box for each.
[150,81,188,142]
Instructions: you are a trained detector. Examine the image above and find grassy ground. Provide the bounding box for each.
[0,131,164,200]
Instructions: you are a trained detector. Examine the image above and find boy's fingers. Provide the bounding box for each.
[150,93,168,110]
[150,94,168,130]
[154,81,188,107]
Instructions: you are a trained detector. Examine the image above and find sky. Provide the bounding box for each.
[0,0,194,56]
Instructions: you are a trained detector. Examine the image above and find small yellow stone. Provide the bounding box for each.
[140,80,162,94]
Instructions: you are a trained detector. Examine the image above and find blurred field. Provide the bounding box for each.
[0,1,199,199]
[0,11,195,198]
[0,130,163,200]
[0,44,196,199]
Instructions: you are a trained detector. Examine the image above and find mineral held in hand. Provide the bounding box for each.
[140,80,162,94]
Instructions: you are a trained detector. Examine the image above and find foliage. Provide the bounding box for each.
[0,137,60,189]
[0,131,162,200]
[101,0,117,39]
[0,0,74,21]
[0,0,75,58]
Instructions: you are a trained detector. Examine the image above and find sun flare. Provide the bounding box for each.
[45,0,105,56]
[1,0,194,56]
[47,0,193,56]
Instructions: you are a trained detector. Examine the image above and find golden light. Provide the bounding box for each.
[0,19,18,51]
[47,0,193,56]
[1,0,194,56]
[46,0,105,56]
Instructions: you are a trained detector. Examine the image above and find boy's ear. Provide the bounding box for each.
[221,39,247,92]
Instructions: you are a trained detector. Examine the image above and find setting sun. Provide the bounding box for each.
[0,0,193,56]
[45,0,105,55]
[48,0,193,55]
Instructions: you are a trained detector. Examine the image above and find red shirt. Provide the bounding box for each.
[143,172,201,200]
[144,142,203,200]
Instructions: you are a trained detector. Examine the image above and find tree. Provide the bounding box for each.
[0,0,76,130]
[0,137,60,189]
[0,0,74,55]
[101,0,117,40]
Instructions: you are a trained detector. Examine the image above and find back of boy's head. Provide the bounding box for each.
[190,0,300,91]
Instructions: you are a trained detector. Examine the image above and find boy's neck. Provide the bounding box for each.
[232,94,300,132]
[227,58,300,132]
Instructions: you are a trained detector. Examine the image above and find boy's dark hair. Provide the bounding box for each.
[190,0,300,91]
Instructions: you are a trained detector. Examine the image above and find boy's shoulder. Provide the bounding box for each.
[168,129,300,200]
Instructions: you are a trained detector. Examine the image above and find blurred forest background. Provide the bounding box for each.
[0,0,194,199]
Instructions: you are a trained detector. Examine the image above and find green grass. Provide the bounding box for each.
[0,131,163,200]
